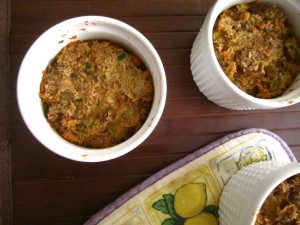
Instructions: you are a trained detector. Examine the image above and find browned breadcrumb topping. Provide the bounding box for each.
[213,1,300,99]
[39,40,154,148]
[255,174,300,225]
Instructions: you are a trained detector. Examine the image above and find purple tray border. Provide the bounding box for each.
[84,128,297,225]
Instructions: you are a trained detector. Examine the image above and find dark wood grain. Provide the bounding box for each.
[9,0,300,224]
[11,0,214,18]
[11,16,205,34]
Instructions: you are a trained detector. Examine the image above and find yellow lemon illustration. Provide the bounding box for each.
[174,183,207,218]
[238,147,268,168]
[184,212,218,225]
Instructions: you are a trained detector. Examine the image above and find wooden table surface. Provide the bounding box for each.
[9,0,300,224]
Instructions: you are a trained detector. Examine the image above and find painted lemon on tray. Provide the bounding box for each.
[184,212,218,225]
[152,182,219,225]
[174,183,207,218]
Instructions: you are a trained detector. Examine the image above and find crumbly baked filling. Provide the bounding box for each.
[213,1,300,98]
[255,174,300,225]
[39,40,154,148]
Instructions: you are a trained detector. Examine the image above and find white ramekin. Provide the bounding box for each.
[219,161,300,225]
[17,16,167,162]
[191,0,300,110]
